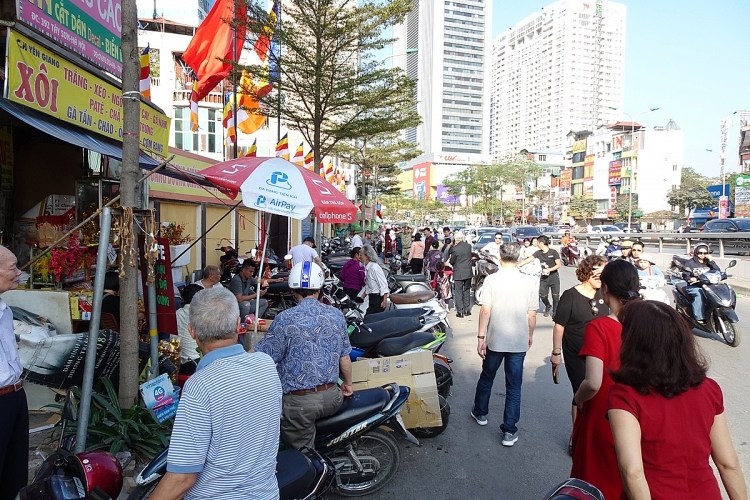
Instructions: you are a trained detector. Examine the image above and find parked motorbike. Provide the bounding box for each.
[129,384,416,498]
[472,250,498,304]
[18,390,123,500]
[216,246,244,285]
[391,272,433,293]
[669,256,740,347]
[561,241,580,267]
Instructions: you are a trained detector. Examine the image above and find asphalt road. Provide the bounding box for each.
[348,266,750,500]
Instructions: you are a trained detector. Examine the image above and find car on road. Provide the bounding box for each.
[614,222,643,233]
[589,225,623,234]
[473,232,511,252]
[509,225,543,243]
[538,226,560,238]
[700,219,750,253]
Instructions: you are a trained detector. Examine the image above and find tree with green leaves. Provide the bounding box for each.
[239,0,419,176]
[569,196,598,225]
[612,195,640,223]
[667,167,714,215]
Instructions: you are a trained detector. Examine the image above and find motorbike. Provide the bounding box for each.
[129,384,416,498]
[561,241,580,267]
[543,478,605,500]
[639,274,670,304]
[18,390,124,500]
[391,271,433,294]
[669,256,740,347]
[472,250,498,304]
[215,245,245,285]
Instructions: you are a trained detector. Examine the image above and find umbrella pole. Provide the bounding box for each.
[248,213,272,349]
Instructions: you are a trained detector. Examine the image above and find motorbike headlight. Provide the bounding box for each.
[706,273,721,284]
[485,262,498,274]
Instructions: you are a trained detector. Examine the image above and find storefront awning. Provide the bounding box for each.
[0,98,159,168]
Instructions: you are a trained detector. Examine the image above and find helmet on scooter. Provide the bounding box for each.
[74,450,123,499]
[288,261,325,290]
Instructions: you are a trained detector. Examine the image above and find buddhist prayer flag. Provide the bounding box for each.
[245,138,257,157]
[189,81,199,132]
[275,133,289,160]
[139,45,151,99]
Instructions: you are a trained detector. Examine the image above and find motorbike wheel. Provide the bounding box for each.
[332,428,401,497]
[714,314,741,347]
[410,395,450,439]
[127,482,159,500]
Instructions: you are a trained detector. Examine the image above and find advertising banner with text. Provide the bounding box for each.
[6,30,168,154]
[17,0,122,76]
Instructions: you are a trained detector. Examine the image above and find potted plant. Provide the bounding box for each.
[159,222,194,267]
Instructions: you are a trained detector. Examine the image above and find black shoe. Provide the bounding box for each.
[465,311,472,316]
[456,312,464,318]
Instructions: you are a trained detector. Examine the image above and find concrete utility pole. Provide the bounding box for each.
[118,0,143,408]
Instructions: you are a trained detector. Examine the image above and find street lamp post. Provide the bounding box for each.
[609,106,659,229]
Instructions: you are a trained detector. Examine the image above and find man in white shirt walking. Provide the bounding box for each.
[350,229,364,249]
[289,237,324,267]
[470,243,538,447]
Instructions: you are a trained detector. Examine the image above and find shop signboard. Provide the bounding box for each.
[584,154,595,181]
[17,0,123,76]
[734,175,750,217]
[559,169,572,188]
[608,160,622,186]
[412,162,431,200]
[147,147,230,204]
[139,236,178,336]
[0,127,13,189]
[572,139,587,153]
[6,31,168,155]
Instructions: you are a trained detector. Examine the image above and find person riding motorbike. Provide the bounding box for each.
[560,231,577,264]
[680,243,721,325]
[619,240,635,264]
[604,237,621,260]
[636,253,664,279]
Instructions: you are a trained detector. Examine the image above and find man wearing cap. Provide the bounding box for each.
[0,246,27,498]
[619,240,635,264]
[350,229,364,249]
[289,237,324,268]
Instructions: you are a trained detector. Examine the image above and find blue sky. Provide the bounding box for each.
[491,0,750,177]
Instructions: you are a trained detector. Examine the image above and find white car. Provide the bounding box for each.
[589,225,623,234]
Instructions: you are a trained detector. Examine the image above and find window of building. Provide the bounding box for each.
[538,154,547,161]
[673,164,678,171]
[174,107,197,152]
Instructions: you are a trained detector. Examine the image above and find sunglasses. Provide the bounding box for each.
[696,251,708,255]
[589,299,600,316]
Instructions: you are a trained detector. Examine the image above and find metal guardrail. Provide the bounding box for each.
[568,232,750,259]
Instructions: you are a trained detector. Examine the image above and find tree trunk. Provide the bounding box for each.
[118,0,142,409]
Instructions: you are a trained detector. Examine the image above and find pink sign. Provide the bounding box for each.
[18,0,123,75]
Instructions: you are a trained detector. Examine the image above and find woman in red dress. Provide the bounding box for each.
[571,260,640,499]
[608,301,747,500]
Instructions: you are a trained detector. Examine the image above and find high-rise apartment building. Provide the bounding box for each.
[393,0,492,156]
[490,0,626,158]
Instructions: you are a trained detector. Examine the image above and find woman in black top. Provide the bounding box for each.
[551,254,608,453]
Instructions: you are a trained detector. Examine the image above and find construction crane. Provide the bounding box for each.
[590,0,603,131]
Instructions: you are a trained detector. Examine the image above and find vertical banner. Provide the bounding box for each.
[735,175,750,217]
[139,236,178,335]
[0,127,13,189]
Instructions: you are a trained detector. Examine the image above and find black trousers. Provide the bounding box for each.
[0,388,29,499]
[454,278,472,314]
[539,273,560,313]
[366,293,386,315]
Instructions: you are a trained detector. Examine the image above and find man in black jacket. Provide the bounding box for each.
[447,231,474,317]
[681,243,720,324]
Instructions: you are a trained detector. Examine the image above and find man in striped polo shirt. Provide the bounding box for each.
[256,261,353,450]
[151,288,282,500]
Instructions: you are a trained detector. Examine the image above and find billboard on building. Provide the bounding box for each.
[6,31,168,154]
[560,169,572,188]
[436,184,460,206]
[608,160,622,185]
[584,154,595,181]
[412,162,431,200]
[611,135,623,152]
[735,175,750,217]
[17,0,123,76]
[572,139,587,153]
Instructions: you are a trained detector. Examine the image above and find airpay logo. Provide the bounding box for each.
[254,195,268,209]
[269,198,296,212]
[267,171,292,190]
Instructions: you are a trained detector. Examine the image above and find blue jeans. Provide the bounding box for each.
[472,350,526,434]
[685,286,705,321]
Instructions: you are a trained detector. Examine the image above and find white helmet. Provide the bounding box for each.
[289,261,324,290]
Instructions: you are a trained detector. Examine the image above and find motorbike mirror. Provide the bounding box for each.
[284,254,293,261]
[728,259,737,268]
[61,389,78,422]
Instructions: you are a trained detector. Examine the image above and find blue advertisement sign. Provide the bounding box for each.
[706,184,730,200]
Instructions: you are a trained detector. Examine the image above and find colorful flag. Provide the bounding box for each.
[324,161,334,183]
[223,93,236,143]
[304,150,314,171]
[182,0,247,101]
[139,45,151,99]
[245,138,257,157]
[293,143,304,166]
[254,1,279,61]
[275,133,289,160]
[236,71,265,135]
[189,81,200,132]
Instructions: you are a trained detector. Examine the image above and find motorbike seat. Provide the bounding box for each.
[390,291,436,304]
[266,282,290,294]
[364,307,429,324]
[674,280,690,297]
[672,255,690,265]
[376,332,437,357]
[350,316,423,348]
[394,273,428,282]
[276,449,316,499]
[316,388,389,436]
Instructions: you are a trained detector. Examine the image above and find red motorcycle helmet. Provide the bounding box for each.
[74,450,123,499]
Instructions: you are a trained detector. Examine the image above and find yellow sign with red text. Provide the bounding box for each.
[6,30,168,155]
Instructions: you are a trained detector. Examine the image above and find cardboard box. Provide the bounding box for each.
[351,350,442,429]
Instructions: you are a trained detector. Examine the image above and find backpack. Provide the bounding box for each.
[425,250,444,272]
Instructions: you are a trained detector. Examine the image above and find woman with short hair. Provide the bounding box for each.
[608,301,747,500]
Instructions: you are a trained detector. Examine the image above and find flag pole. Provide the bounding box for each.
[275,0,281,144]
[232,0,238,159]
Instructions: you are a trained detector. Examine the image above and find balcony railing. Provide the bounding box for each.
[173,90,224,104]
